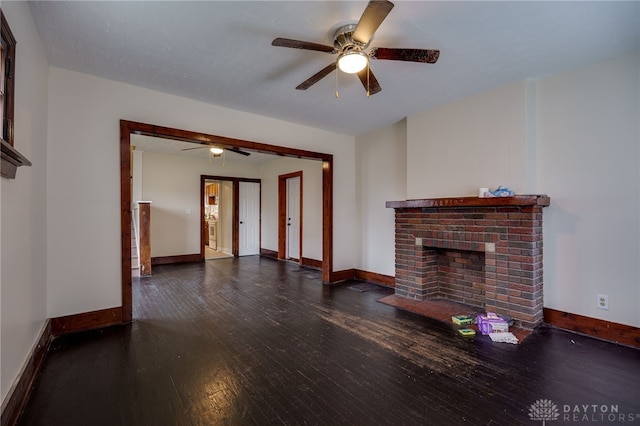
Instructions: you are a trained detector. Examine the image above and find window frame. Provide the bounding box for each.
[1,9,16,147]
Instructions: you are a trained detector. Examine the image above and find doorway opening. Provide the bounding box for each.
[200,175,261,260]
[203,179,231,260]
[120,120,334,322]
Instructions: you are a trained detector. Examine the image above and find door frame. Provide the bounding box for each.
[200,175,261,258]
[278,171,303,263]
[120,120,334,322]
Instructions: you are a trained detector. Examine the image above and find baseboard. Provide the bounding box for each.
[354,269,395,288]
[260,248,278,259]
[328,269,356,284]
[260,249,322,270]
[51,307,123,337]
[301,257,322,269]
[1,320,53,426]
[544,308,640,349]
[151,253,202,265]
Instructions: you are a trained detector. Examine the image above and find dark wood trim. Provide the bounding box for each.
[120,120,334,315]
[260,251,321,270]
[1,138,31,179]
[278,175,286,259]
[50,307,123,337]
[322,159,333,283]
[138,202,152,276]
[120,121,133,322]
[301,257,322,269]
[200,177,206,259]
[0,321,52,426]
[354,269,395,288]
[151,253,202,266]
[0,12,28,179]
[260,248,279,259]
[1,10,16,147]
[544,308,640,349]
[386,195,550,209]
[232,181,240,256]
[126,121,332,162]
[328,269,356,284]
[278,171,303,263]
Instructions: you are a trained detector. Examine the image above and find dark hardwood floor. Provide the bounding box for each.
[17,257,640,425]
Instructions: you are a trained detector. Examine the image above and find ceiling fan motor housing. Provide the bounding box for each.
[333,24,370,54]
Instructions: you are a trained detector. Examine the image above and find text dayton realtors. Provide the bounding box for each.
[562,404,638,422]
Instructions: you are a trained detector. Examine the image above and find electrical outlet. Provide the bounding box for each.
[185,208,192,214]
[597,294,609,310]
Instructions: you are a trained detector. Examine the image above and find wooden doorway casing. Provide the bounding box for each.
[200,175,261,259]
[120,120,334,322]
[278,171,303,263]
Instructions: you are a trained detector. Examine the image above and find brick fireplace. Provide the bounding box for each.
[386,196,550,330]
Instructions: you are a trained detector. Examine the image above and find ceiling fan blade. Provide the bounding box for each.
[352,0,395,46]
[181,146,208,151]
[228,148,251,157]
[356,67,382,96]
[371,47,440,64]
[272,37,335,53]
[296,63,337,90]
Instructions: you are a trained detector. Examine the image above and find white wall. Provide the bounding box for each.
[537,53,639,327]
[140,151,325,261]
[141,151,260,257]
[355,120,407,276]
[260,157,323,262]
[407,81,530,198]
[46,67,356,317]
[0,1,49,403]
[404,53,639,327]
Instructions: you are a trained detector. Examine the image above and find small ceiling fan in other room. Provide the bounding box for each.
[272,0,440,96]
[181,145,251,157]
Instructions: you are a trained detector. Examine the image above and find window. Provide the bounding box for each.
[0,9,30,179]
[1,9,16,146]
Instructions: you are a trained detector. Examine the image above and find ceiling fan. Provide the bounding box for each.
[272,0,440,96]
[181,145,251,157]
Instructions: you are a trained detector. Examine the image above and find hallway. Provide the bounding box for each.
[17,258,640,425]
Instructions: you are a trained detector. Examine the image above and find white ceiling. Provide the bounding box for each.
[131,134,277,164]
[28,1,639,137]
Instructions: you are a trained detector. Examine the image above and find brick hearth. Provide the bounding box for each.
[386,196,550,330]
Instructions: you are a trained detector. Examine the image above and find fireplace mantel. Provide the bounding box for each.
[386,195,550,210]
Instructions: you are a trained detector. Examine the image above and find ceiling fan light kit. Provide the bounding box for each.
[271,0,439,97]
[209,147,224,155]
[337,51,368,74]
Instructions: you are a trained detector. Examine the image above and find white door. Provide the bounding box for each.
[239,181,260,256]
[286,176,301,260]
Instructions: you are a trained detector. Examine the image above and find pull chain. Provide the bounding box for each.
[335,65,339,98]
